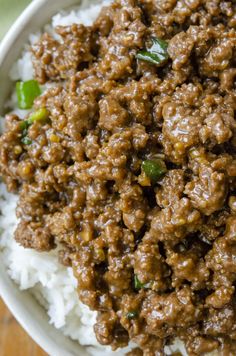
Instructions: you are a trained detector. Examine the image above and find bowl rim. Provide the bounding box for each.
[0,0,46,67]
[0,1,90,355]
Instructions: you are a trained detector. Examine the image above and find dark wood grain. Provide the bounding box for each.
[0,297,47,356]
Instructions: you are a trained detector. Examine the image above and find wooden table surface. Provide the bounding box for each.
[0,297,47,356]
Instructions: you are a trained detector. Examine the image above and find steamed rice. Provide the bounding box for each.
[0,1,186,355]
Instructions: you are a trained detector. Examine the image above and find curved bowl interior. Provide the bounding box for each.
[0,0,99,355]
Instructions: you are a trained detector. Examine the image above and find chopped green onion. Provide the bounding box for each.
[19,120,30,131]
[16,80,41,109]
[19,108,49,130]
[21,136,32,145]
[27,108,49,125]
[142,159,167,183]
[136,37,169,66]
[126,311,138,319]
[19,108,49,144]
[134,275,152,290]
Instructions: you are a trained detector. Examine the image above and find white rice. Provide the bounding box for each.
[0,1,187,355]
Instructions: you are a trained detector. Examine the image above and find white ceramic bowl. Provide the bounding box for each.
[0,1,97,355]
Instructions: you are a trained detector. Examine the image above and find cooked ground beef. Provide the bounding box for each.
[1,0,236,354]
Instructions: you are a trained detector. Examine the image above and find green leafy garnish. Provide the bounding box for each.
[16,80,41,109]
[19,120,30,131]
[136,37,169,66]
[21,136,32,145]
[20,108,49,145]
[27,108,49,125]
[134,275,152,290]
[142,159,167,183]
[126,311,138,319]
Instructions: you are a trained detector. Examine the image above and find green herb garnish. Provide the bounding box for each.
[134,275,152,290]
[20,108,49,145]
[126,311,138,319]
[142,159,167,183]
[136,37,169,66]
[27,108,49,125]
[16,80,41,109]
[19,120,30,131]
[21,136,32,145]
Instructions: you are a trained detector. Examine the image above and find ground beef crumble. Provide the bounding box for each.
[1,0,236,355]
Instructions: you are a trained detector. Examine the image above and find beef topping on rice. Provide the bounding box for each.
[1,0,236,354]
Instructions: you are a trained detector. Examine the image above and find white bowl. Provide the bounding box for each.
[0,1,97,355]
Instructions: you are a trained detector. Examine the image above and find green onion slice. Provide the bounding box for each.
[136,37,169,66]
[142,159,167,183]
[16,80,41,110]
[27,108,49,125]
[19,108,49,144]
[21,136,32,145]
[134,275,152,290]
[126,311,138,319]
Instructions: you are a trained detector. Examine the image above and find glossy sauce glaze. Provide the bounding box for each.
[1,0,236,354]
